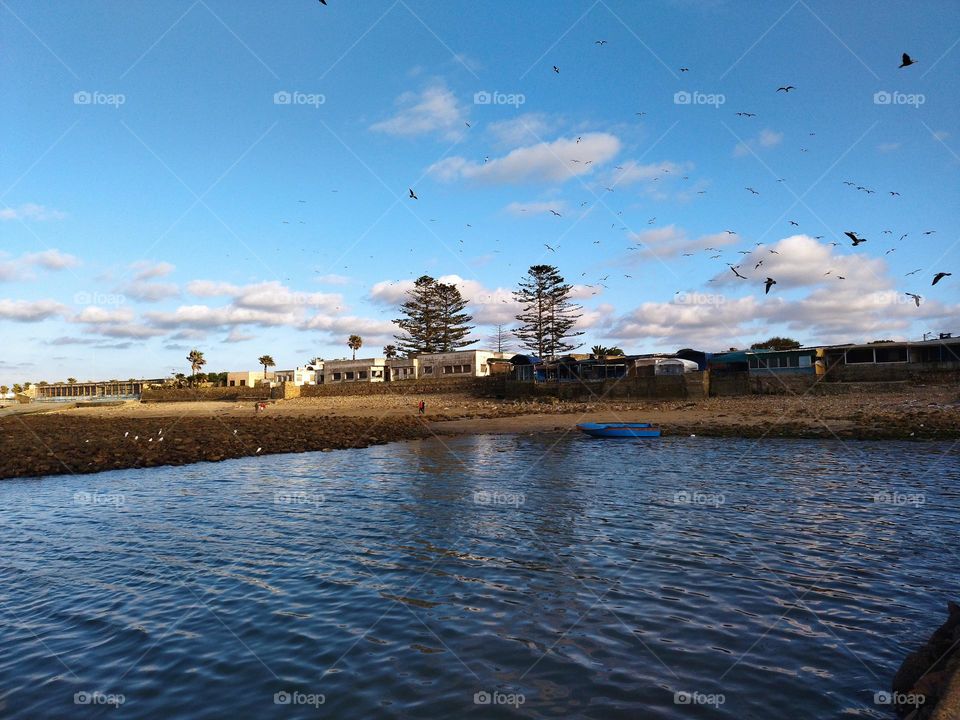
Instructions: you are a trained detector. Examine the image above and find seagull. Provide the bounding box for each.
[889,191,900,196]
[595,40,608,45]
[680,67,690,72]
[730,265,747,279]
[736,112,756,117]
[544,244,556,252]
[836,276,846,280]
[932,272,952,286]
[899,233,909,242]
[923,230,936,235]
[755,260,764,269]
[905,293,922,307]
[899,53,917,68]
[318,0,327,4]
[408,188,417,200]
[746,187,759,195]
[777,85,796,92]
[464,121,471,128]
[549,209,562,217]
[553,65,560,74]
[905,269,922,276]
[844,231,867,246]
[882,230,893,234]
[764,277,777,294]
[789,220,799,226]
[725,230,737,235]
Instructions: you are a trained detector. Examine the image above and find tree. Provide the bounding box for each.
[393,276,474,355]
[513,265,583,358]
[347,335,363,360]
[187,350,206,386]
[258,355,276,379]
[12,384,22,394]
[750,336,801,351]
[488,324,514,354]
[591,345,608,359]
[606,347,625,356]
[67,377,77,384]
[0,385,8,397]
[382,344,398,359]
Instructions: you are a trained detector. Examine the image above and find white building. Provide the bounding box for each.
[274,364,321,386]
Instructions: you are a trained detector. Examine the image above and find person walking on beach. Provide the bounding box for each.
[418,400,425,415]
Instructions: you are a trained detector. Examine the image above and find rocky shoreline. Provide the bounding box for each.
[892,602,960,719]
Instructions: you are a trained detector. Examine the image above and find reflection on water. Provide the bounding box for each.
[0,435,957,719]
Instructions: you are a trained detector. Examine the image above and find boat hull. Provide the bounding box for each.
[577,423,661,438]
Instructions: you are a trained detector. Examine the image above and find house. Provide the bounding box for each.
[745,348,818,375]
[322,357,387,384]
[386,357,418,381]
[820,337,960,379]
[510,354,543,382]
[227,371,271,387]
[273,364,320,386]
[34,379,164,400]
[415,350,507,379]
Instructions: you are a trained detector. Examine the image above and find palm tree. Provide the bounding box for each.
[12,384,22,394]
[0,385,8,397]
[187,350,206,386]
[382,344,398,359]
[67,377,77,384]
[606,347,625,356]
[258,355,276,381]
[591,345,608,359]
[347,335,363,360]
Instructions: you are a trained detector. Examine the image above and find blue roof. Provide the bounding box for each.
[509,354,542,365]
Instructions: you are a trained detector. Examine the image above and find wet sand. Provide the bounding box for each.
[2,386,958,479]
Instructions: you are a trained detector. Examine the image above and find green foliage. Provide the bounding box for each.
[513,265,583,358]
[750,336,801,351]
[393,276,474,355]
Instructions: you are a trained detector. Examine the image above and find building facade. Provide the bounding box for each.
[322,358,387,384]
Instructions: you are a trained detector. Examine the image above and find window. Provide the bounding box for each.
[423,366,433,374]
[845,348,874,364]
[359,371,368,379]
[443,365,453,374]
[875,346,908,363]
[333,372,342,381]
[240,379,246,386]
[346,371,355,380]
[229,380,235,386]
[799,355,811,367]
[372,370,381,378]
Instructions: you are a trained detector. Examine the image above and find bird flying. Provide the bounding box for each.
[408,188,417,200]
[764,278,777,294]
[932,272,952,286]
[844,231,867,246]
[777,85,796,92]
[899,53,917,68]
[905,293,922,307]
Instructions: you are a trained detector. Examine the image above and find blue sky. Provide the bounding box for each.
[2,0,958,384]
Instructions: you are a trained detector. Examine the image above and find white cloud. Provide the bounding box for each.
[224,329,255,343]
[733,128,783,157]
[73,306,135,324]
[370,84,467,141]
[131,261,175,281]
[314,273,351,286]
[627,225,738,260]
[187,280,239,297]
[604,160,690,186]
[0,204,66,221]
[487,113,556,147]
[24,249,80,270]
[428,132,621,184]
[0,298,67,322]
[121,281,180,303]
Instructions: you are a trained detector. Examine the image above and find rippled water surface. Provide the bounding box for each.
[1,435,958,719]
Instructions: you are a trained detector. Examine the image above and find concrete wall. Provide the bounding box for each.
[300,377,497,397]
[142,386,271,402]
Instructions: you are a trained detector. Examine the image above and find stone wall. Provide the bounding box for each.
[499,372,707,401]
[825,362,960,383]
[298,377,500,398]
[709,372,751,397]
[141,386,271,403]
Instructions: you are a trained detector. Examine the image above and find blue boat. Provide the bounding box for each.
[577,422,661,438]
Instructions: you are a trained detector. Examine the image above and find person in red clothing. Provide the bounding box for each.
[418,400,425,415]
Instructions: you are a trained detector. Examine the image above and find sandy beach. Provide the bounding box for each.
[2,386,958,480]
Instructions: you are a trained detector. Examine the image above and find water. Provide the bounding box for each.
[0,435,957,719]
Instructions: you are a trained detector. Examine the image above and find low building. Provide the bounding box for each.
[821,337,960,379]
[323,357,387,384]
[227,371,271,387]
[415,350,507,379]
[745,348,818,375]
[386,357,418,382]
[35,379,164,401]
[654,358,700,375]
[273,364,321,386]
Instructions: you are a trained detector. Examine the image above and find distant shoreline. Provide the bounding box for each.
[2,386,958,480]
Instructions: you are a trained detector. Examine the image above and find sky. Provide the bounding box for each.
[2,0,958,385]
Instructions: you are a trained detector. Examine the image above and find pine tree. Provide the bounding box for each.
[488,324,513,353]
[393,276,474,354]
[513,265,583,358]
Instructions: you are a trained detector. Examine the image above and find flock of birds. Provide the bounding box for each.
[305,7,952,318]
